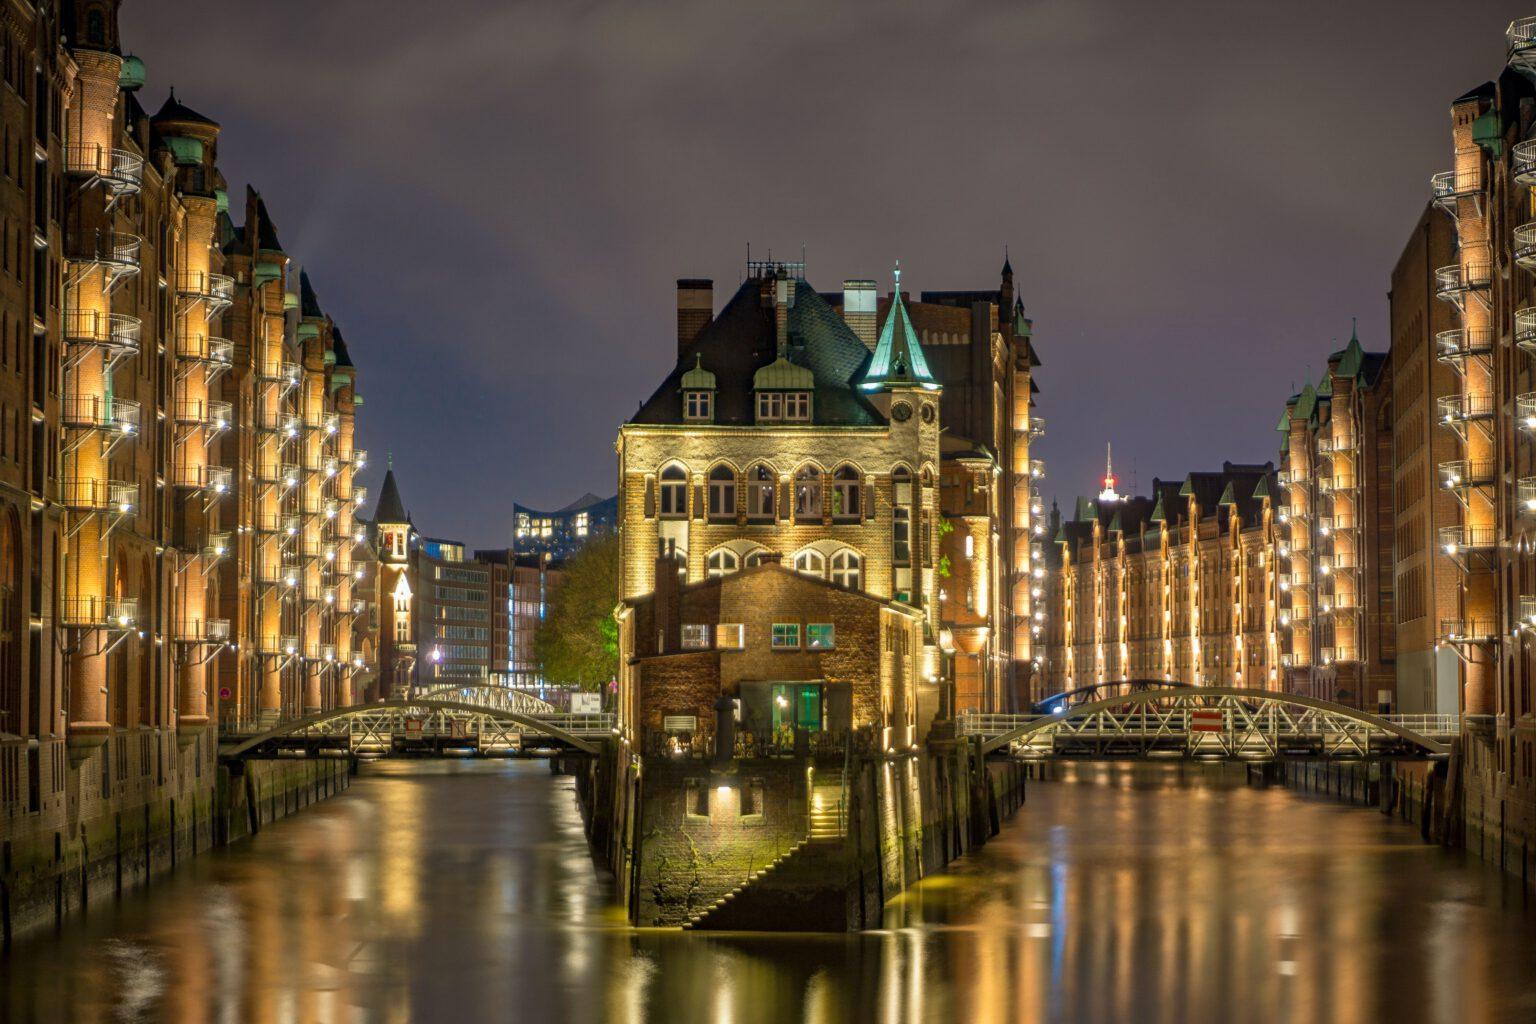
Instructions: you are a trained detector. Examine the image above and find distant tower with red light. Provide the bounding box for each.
[1098,444,1123,505]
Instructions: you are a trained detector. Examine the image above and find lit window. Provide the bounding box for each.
[771,623,800,649]
[707,465,736,520]
[717,623,745,649]
[964,533,974,558]
[830,550,862,590]
[893,508,911,566]
[794,466,822,520]
[793,549,825,578]
[706,549,739,577]
[832,466,861,520]
[659,464,687,518]
[807,624,835,650]
[747,464,775,520]
[684,390,713,421]
[744,550,771,567]
[681,624,710,649]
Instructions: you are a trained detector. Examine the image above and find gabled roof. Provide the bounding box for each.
[300,271,323,319]
[861,272,938,391]
[251,189,283,253]
[630,275,881,427]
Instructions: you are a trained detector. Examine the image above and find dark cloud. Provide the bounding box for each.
[126,0,1518,545]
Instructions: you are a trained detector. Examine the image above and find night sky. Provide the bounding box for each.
[129,1,1522,548]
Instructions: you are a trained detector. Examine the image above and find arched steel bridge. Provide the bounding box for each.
[1032,679,1192,714]
[222,684,614,759]
[962,687,1459,761]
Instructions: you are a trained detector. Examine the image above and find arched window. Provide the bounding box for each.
[832,466,861,520]
[659,464,687,518]
[794,466,822,520]
[747,464,776,521]
[831,550,862,590]
[745,550,772,567]
[707,465,736,521]
[707,548,739,578]
[793,549,825,578]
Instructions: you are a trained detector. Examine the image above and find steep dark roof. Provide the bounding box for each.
[373,469,407,523]
[332,330,354,369]
[300,271,323,318]
[250,188,283,252]
[630,276,881,427]
[152,89,219,128]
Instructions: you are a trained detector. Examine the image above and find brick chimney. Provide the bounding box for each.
[676,279,713,357]
[843,279,877,350]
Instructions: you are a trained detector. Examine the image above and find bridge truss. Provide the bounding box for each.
[963,687,1457,760]
[222,691,614,759]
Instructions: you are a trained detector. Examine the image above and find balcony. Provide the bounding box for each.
[1510,17,1536,76]
[1517,225,1536,273]
[1317,473,1356,495]
[62,393,139,435]
[350,448,369,470]
[1435,261,1492,305]
[173,399,232,432]
[1519,596,1536,629]
[63,310,141,365]
[202,533,231,562]
[322,413,340,437]
[254,463,300,491]
[68,230,140,291]
[1440,618,1496,645]
[257,360,303,390]
[65,144,144,204]
[257,635,300,657]
[1430,167,1483,208]
[256,513,300,537]
[1520,393,1536,431]
[172,463,232,494]
[1438,326,1496,365]
[1028,416,1045,439]
[1440,524,1497,567]
[1439,458,1495,492]
[1520,477,1536,514]
[60,478,136,514]
[256,560,300,588]
[1438,392,1496,429]
[1317,514,1356,536]
[175,327,234,369]
[176,618,231,643]
[177,270,235,315]
[60,596,137,630]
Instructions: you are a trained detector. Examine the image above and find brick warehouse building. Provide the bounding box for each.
[0,0,366,931]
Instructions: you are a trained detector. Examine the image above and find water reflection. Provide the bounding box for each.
[3,760,1535,1023]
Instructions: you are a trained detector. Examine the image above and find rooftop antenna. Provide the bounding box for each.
[387,450,393,470]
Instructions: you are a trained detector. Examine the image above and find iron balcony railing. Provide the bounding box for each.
[59,478,136,514]
[63,309,141,355]
[176,270,235,305]
[1519,477,1536,514]
[1317,514,1356,535]
[176,617,231,642]
[1440,524,1497,555]
[1519,596,1536,628]
[350,448,368,469]
[69,229,140,270]
[257,361,303,388]
[1438,326,1496,362]
[60,596,137,629]
[1510,17,1536,74]
[1435,261,1493,301]
[173,399,232,430]
[1439,393,1496,423]
[175,327,234,366]
[323,413,340,436]
[1441,618,1497,644]
[1517,225,1536,272]
[1430,168,1484,204]
[256,560,300,587]
[203,533,231,561]
[172,463,232,493]
[256,513,300,536]
[1318,473,1356,494]
[1028,416,1045,438]
[64,144,144,197]
[1028,458,1046,479]
[257,635,300,656]
[1439,459,1495,490]
[62,393,139,434]
[1520,393,1536,431]
[1517,311,1536,355]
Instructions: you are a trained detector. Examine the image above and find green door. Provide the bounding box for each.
[771,683,823,732]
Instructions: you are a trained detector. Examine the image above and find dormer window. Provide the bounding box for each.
[684,390,713,421]
[756,391,812,423]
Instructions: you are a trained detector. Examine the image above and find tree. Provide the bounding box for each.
[533,532,620,690]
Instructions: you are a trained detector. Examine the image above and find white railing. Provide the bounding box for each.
[178,270,235,304]
[65,144,144,196]
[63,310,141,353]
[1509,17,1536,68]
[62,393,139,434]
[59,477,136,513]
[1438,326,1495,359]
[1430,168,1483,201]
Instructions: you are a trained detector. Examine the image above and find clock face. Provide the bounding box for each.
[891,401,913,422]
[920,402,936,424]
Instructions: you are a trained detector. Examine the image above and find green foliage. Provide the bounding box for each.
[936,517,955,539]
[533,532,620,690]
[936,554,953,579]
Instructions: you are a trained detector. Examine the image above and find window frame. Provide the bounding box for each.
[658,465,687,519]
[681,624,711,650]
[707,465,736,521]
[683,390,713,421]
[716,623,745,649]
[770,623,801,650]
[806,623,835,650]
[830,549,862,590]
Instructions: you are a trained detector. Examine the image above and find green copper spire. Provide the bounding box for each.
[859,261,938,392]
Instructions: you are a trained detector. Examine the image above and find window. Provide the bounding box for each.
[707,465,736,520]
[684,390,712,421]
[794,549,825,578]
[784,391,811,421]
[831,550,862,590]
[771,623,800,649]
[659,464,687,518]
[893,508,911,566]
[964,533,974,558]
[747,464,775,520]
[756,391,782,422]
[795,466,821,520]
[807,624,835,650]
[717,623,744,649]
[832,466,861,520]
[745,551,772,567]
[681,624,710,649]
[706,548,738,577]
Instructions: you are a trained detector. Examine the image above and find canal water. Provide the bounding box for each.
[5,760,1536,1024]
